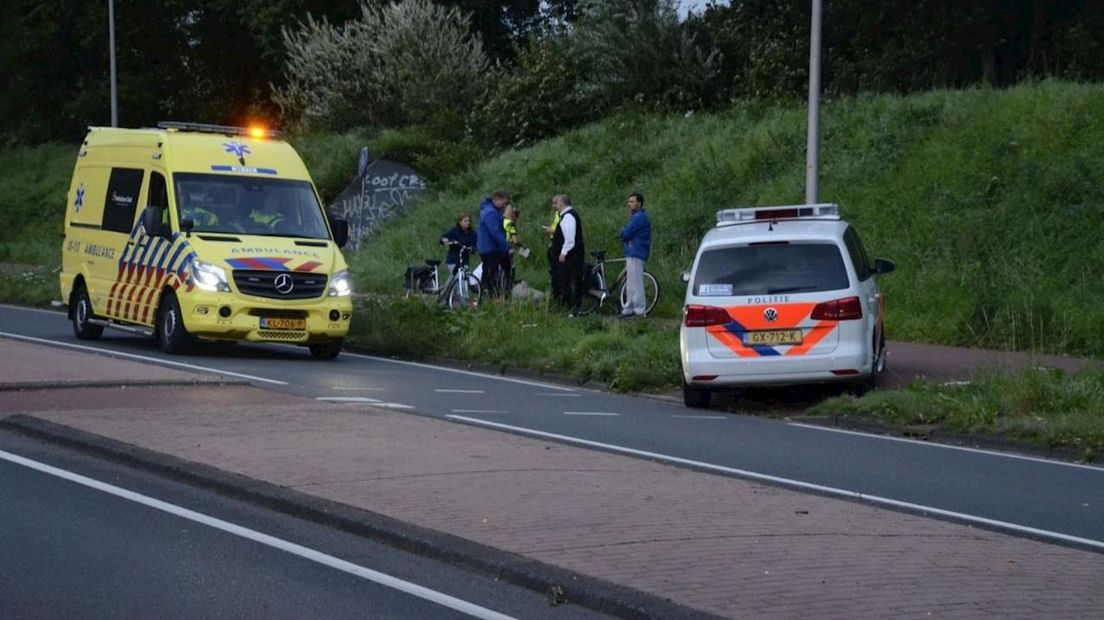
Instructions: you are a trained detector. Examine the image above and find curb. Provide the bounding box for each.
[793,413,1095,465]
[1,414,720,620]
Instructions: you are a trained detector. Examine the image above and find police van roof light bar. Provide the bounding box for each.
[157,121,287,140]
[716,203,840,226]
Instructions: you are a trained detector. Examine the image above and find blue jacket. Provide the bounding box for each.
[476,197,509,255]
[620,208,652,260]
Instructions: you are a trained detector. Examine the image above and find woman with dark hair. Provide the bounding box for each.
[440,214,477,274]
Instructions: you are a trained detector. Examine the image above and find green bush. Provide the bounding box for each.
[274,0,487,135]
[470,36,596,150]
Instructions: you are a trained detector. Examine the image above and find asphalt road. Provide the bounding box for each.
[0,431,604,620]
[2,304,1102,550]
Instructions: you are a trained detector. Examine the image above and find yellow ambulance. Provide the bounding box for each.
[60,122,353,359]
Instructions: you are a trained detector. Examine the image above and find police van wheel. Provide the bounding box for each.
[310,339,343,360]
[72,285,104,340]
[157,292,192,354]
[682,378,712,409]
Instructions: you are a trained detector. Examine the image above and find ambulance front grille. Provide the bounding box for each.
[233,270,327,300]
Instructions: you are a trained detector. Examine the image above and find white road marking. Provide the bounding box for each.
[0,332,288,386]
[673,415,727,420]
[0,449,517,620]
[342,352,576,392]
[316,397,382,403]
[563,411,620,417]
[371,403,415,410]
[446,416,1104,552]
[450,409,510,415]
[533,393,581,397]
[434,389,486,394]
[786,422,1104,472]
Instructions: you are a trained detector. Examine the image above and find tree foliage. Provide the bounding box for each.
[273,0,487,133]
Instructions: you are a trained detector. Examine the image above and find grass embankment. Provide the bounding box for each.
[1,82,1102,451]
[812,368,1104,459]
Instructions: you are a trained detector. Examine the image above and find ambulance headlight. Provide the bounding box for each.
[327,270,353,297]
[189,259,230,292]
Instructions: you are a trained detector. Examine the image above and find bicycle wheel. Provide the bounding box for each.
[619,271,659,316]
[574,271,605,316]
[449,274,480,310]
[466,274,482,302]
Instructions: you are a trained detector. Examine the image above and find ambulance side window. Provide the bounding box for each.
[101,168,145,233]
[147,172,168,209]
[843,226,873,282]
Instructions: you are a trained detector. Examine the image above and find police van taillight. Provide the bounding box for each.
[810,296,863,321]
[684,305,731,327]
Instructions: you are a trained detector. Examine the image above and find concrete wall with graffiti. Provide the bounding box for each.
[328,158,427,251]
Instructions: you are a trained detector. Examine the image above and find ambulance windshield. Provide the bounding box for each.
[172,173,329,239]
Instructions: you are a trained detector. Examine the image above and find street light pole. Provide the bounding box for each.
[109,0,118,127]
[805,0,822,204]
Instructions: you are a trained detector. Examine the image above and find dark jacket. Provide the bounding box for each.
[620,208,651,260]
[476,198,509,255]
[440,225,477,265]
[549,208,584,265]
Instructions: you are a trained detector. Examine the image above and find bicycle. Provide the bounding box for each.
[574,249,659,316]
[402,242,481,309]
[436,242,482,310]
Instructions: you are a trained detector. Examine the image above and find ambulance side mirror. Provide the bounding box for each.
[681,270,691,284]
[141,207,170,239]
[330,218,349,248]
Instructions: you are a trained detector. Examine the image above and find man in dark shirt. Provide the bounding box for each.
[548,194,585,313]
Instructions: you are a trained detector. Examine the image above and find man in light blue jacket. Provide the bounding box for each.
[477,191,511,297]
[619,192,652,317]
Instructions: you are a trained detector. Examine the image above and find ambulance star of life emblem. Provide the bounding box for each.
[223,141,251,158]
[74,183,85,212]
[764,307,778,322]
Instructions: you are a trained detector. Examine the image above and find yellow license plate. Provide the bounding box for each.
[745,329,802,346]
[260,317,306,330]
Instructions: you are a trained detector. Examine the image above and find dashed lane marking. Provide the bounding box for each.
[341,352,576,392]
[563,411,620,417]
[673,414,727,420]
[434,389,486,394]
[316,396,382,403]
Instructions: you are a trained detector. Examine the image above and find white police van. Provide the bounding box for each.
[679,204,895,408]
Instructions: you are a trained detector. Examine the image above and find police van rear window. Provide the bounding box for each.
[693,243,849,296]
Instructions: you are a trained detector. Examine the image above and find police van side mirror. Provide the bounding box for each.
[141,206,170,239]
[330,218,349,248]
[873,258,895,275]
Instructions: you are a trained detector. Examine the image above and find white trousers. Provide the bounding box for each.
[623,257,646,315]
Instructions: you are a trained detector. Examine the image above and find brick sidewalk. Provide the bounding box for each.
[2,338,1102,618]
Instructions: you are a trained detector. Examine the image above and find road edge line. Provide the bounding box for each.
[0,414,719,620]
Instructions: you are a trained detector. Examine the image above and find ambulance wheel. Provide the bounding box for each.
[310,339,343,360]
[157,292,192,354]
[71,285,104,340]
[682,378,712,409]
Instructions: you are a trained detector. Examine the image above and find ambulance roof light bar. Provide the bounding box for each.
[156,121,287,140]
[716,203,840,226]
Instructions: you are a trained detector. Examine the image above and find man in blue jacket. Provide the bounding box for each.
[619,192,652,317]
[477,191,511,297]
